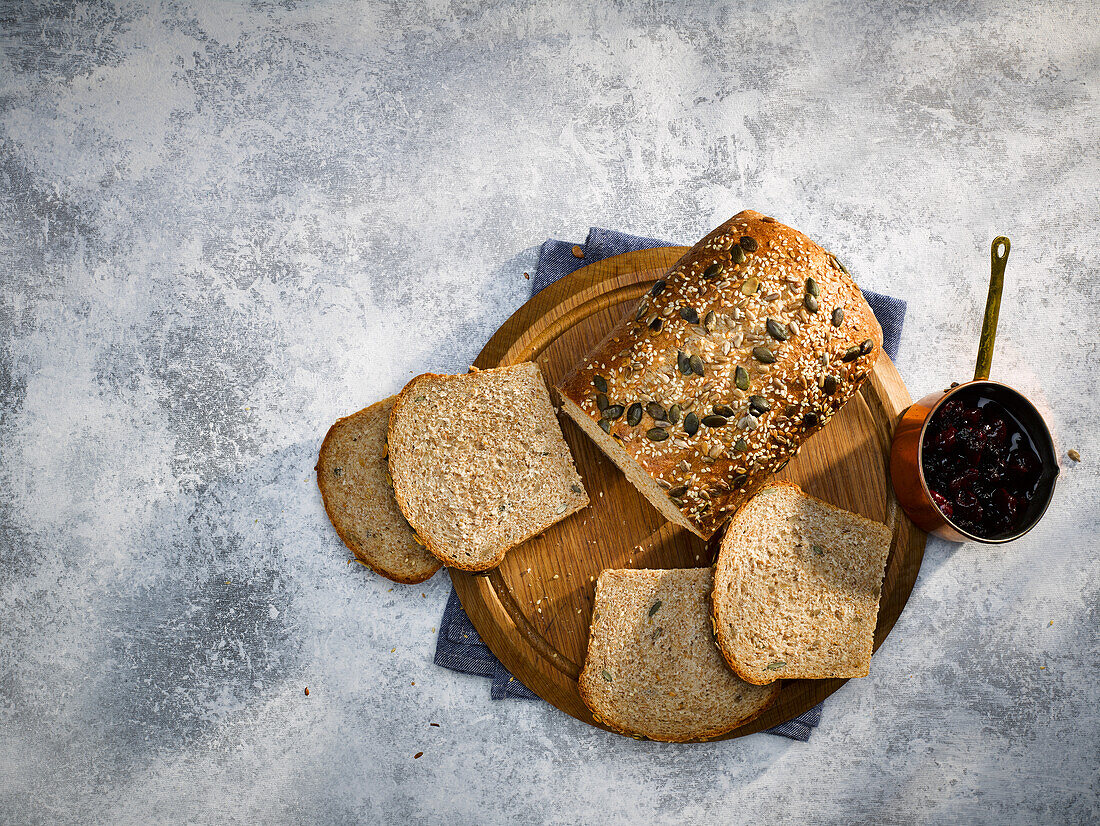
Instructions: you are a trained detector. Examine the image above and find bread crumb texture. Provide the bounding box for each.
[578,567,778,742]
[388,362,588,570]
[713,482,891,684]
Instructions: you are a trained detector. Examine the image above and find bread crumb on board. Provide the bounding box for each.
[1067,449,1081,462]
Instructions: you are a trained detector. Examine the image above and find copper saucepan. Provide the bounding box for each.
[890,238,1059,543]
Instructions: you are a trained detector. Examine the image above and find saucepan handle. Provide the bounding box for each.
[975,236,1011,381]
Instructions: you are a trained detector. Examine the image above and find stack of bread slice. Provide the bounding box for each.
[318,361,588,580]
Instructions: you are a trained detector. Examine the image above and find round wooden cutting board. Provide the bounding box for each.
[452,247,926,739]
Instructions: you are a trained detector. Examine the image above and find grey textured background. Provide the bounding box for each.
[1,2,1098,824]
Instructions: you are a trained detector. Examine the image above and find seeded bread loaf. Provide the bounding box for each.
[387,362,589,571]
[316,397,442,584]
[557,210,882,539]
[712,482,892,684]
[578,567,779,741]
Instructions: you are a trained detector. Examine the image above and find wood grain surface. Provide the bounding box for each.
[451,247,927,740]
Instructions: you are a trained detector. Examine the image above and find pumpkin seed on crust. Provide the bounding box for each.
[766,318,789,341]
[748,395,771,413]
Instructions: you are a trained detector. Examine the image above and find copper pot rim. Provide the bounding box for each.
[914,378,1059,544]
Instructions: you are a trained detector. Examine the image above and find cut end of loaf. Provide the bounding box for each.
[559,395,703,538]
[712,482,892,684]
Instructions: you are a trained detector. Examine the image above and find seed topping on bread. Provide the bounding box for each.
[559,211,882,536]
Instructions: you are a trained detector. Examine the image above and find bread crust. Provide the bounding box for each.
[317,397,442,585]
[558,210,883,540]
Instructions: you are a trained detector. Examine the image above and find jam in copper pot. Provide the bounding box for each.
[921,387,1045,538]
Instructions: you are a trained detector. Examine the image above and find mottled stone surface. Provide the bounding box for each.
[1,2,1097,824]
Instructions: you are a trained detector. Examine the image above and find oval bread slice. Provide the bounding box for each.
[579,567,779,742]
[317,396,442,584]
[712,481,892,685]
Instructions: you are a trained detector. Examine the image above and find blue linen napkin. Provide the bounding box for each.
[435,227,908,740]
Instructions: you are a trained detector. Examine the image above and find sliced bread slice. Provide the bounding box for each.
[387,362,589,571]
[317,396,442,584]
[712,481,892,685]
[578,567,779,742]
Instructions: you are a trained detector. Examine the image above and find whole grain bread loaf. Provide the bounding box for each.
[316,396,442,584]
[712,481,892,684]
[557,210,882,539]
[578,567,779,741]
[387,362,589,571]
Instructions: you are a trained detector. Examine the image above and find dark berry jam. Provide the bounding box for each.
[921,388,1045,538]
